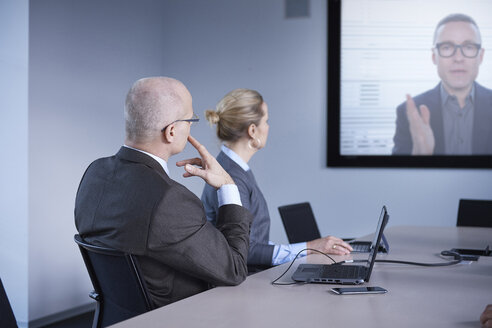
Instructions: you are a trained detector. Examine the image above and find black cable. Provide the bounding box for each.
[271,248,336,285]
[375,259,461,266]
[374,250,463,266]
[344,251,463,267]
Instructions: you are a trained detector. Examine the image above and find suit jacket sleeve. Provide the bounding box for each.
[392,101,412,155]
[146,182,253,286]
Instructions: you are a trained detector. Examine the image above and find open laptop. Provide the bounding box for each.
[350,210,390,253]
[278,202,389,253]
[291,205,389,285]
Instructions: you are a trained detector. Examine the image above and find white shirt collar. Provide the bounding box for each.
[221,145,250,171]
[123,145,169,175]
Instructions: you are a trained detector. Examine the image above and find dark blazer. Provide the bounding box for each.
[392,82,492,155]
[75,147,253,307]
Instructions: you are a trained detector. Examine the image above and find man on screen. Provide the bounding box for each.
[392,13,492,155]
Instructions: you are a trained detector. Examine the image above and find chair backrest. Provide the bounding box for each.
[278,202,321,243]
[0,278,17,328]
[74,234,154,328]
[457,199,492,227]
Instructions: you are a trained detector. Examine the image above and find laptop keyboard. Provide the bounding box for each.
[322,265,365,279]
[351,243,370,252]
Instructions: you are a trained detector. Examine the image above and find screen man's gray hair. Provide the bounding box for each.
[433,13,481,45]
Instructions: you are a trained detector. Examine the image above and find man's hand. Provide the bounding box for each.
[405,94,435,155]
[176,135,234,189]
[481,304,492,327]
[307,236,353,256]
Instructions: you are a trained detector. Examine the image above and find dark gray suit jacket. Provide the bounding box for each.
[392,82,492,155]
[75,147,252,307]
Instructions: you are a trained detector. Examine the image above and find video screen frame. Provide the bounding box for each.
[326,0,492,168]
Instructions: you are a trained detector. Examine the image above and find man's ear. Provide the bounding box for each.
[247,123,256,138]
[432,48,437,65]
[162,125,175,143]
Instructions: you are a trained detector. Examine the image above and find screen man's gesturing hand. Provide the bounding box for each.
[405,94,435,155]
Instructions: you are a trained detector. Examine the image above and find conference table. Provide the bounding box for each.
[111,226,492,328]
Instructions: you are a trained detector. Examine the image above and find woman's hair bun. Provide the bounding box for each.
[205,109,220,125]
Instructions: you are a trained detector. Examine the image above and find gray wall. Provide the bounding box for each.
[0,0,29,326]
[8,0,492,323]
[28,0,169,322]
[159,0,492,240]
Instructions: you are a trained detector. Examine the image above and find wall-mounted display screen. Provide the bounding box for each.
[327,0,492,168]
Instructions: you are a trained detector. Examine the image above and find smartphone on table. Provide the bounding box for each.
[330,286,387,295]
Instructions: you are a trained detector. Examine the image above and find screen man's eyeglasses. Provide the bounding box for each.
[435,42,481,58]
[161,113,199,132]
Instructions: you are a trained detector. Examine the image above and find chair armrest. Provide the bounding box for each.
[89,290,100,301]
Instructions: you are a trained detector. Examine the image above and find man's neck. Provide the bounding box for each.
[124,140,171,161]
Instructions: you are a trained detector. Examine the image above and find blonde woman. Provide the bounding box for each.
[201,89,352,272]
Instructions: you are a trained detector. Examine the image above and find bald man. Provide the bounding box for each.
[75,77,253,310]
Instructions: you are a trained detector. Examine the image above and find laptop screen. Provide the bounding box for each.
[370,206,388,248]
[363,206,389,281]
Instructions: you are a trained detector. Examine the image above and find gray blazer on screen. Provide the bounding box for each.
[75,147,253,307]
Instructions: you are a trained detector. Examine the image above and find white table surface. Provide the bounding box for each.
[111,226,492,328]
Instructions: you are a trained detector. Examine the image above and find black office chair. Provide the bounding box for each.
[74,234,155,328]
[456,199,492,227]
[0,278,17,328]
[278,202,321,244]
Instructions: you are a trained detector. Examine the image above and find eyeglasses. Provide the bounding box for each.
[161,113,199,132]
[435,42,481,58]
